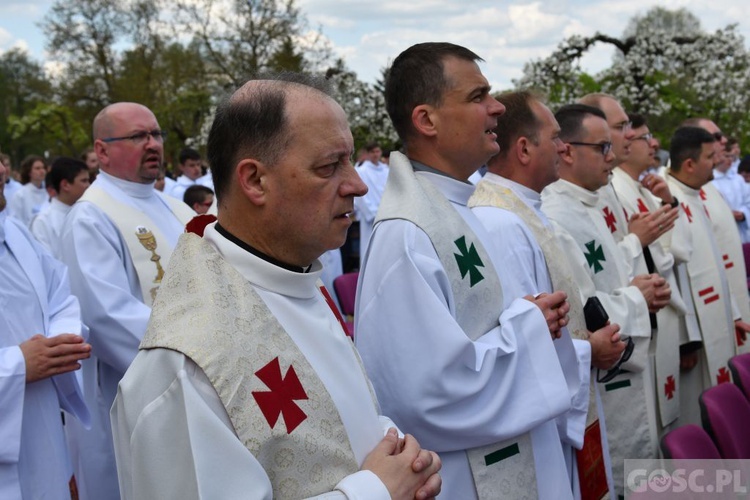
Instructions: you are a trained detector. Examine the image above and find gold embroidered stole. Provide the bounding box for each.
[141,233,364,498]
[80,185,193,306]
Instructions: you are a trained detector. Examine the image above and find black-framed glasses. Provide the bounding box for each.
[713,132,724,141]
[101,130,167,145]
[596,336,635,383]
[568,141,613,156]
[634,133,653,142]
[614,121,633,133]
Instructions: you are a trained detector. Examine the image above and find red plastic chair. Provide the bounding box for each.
[729,353,750,400]
[333,272,359,337]
[699,383,750,458]
[660,424,721,459]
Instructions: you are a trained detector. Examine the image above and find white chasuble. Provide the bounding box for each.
[611,168,683,427]
[139,232,369,497]
[667,177,736,384]
[79,185,194,306]
[542,179,658,497]
[702,182,750,354]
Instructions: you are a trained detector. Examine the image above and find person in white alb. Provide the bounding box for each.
[468,91,627,500]
[167,147,204,201]
[111,73,442,499]
[30,157,91,259]
[356,42,577,499]
[541,104,673,497]
[8,155,48,228]
[0,155,92,500]
[354,141,389,259]
[59,102,195,500]
[665,126,750,424]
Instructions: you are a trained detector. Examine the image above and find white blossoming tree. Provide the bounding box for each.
[515,7,750,143]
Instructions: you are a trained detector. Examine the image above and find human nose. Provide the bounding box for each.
[488,96,505,117]
[343,164,368,197]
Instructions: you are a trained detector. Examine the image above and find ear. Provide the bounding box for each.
[411,104,438,138]
[682,158,695,175]
[559,143,574,166]
[94,140,109,167]
[516,137,532,165]
[59,179,71,193]
[236,158,268,206]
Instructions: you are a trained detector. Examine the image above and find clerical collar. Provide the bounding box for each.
[97,170,156,199]
[214,223,311,273]
[411,160,473,185]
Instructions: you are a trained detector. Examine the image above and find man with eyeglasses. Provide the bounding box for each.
[542,104,669,498]
[611,113,701,434]
[682,118,750,357]
[59,102,196,500]
[469,91,627,499]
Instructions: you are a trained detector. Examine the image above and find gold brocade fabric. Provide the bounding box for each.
[140,233,361,498]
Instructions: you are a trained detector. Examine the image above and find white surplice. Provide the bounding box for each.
[0,210,89,500]
[59,170,190,500]
[470,174,594,499]
[111,224,392,499]
[356,170,573,499]
[167,174,199,202]
[8,183,47,228]
[354,160,389,260]
[30,197,71,259]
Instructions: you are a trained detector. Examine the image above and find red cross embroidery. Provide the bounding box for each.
[682,203,692,223]
[717,367,731,385]
[698,286,720,305]
[637,198,650,214]
[704,205,711,219]
[700,189,707,200]
[252,357,308,434]
[664,375,676,400]
[602,206,617,233]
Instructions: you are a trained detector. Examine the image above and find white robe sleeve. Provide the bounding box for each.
[61,202,151,374]
[112,349,389,500]
[355,220,572,452]
[0,346,25,464]
[30,212,55,255]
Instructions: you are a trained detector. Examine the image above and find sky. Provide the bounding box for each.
[1,0,748,92]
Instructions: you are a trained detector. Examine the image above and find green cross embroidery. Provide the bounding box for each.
[454,236,484,287]
[584,240,605,274]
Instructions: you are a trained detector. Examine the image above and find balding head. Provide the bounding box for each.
[92,102,163,184]
[207,74,334,201]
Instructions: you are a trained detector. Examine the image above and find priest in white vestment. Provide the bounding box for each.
[0,158,92,500]
[469,91,631,500]
[611,114,695,431]
[356,43,576,500]
[665,126,748,424]
[711,153,750,243]
[30,157,91,259]
[542,103,672,497]
[59,103,195,500]
[8,155,48,228]
[353,142,389,259]
[112,74,442,499]
[686,119,750,355]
